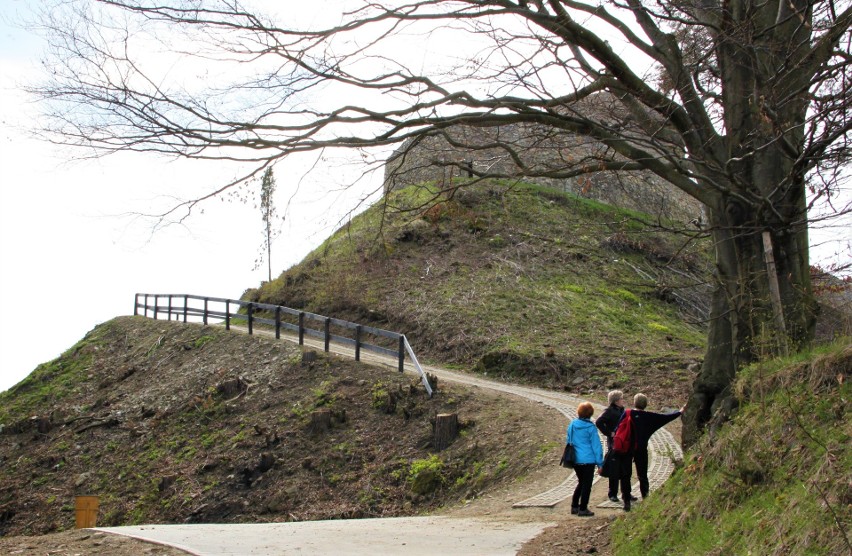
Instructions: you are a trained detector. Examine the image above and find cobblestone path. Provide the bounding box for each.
[238,326,683,509]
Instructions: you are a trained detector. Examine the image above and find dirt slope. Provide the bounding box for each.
[0,316,560,539]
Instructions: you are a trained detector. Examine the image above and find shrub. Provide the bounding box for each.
[408,455,444,495]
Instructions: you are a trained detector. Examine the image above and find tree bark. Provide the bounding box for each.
[683,189,818,446]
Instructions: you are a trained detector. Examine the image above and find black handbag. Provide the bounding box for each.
[600,450,614,477]
[560,443,576,468]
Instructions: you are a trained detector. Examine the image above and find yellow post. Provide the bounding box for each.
[74,495,99,528]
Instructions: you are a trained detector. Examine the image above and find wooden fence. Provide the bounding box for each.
[133,293,433,395]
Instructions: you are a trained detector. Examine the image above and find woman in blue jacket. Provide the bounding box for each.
[566,402,604,516]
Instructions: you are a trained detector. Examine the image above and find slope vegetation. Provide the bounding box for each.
[247,180,711,403]
[613,339,851,555]
[0,317,558,536]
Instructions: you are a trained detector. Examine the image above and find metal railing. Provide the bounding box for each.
[134,293,433,396]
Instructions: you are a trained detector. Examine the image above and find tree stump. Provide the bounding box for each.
[257,452,275,473]
[434,413,458,451]
[309,409,332,435]
[382,391,399,414]
[302,350,318,365]
[216,377,247,398]
[158,475,177,493]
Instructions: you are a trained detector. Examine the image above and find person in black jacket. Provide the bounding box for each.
[595,390,631,503]
[624,393,686,505]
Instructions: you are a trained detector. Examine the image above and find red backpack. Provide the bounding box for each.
[612,409,635,454]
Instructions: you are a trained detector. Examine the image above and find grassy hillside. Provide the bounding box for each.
[0,317,558,536]
[247,180,712,402]
[613,339,851,555]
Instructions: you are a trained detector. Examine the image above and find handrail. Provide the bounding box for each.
[134,293,433,396]
[404,336,433,397]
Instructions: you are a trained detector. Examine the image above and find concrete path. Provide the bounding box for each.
[99,322,683,554]
[303,333,683,509]
[97,517,548,556]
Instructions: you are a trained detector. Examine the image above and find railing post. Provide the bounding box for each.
[144,294,149,318]
[154,296,159,320]
[398,335,405,373]
[225,300,230,330]
[299,312,305,345]
[324,318,331,352]
[168,295,173,321]
[134,293,139,316]
[355,325,362,362]
[183,295,188,323]
[203,298,209,325]
[248,303,254,335]
[275,307,281,339]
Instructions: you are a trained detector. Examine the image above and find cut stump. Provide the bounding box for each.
[434,412,458,451]
[309,409,332,435]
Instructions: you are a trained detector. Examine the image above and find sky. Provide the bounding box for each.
[1,1,849,394]
[0,1,386,393]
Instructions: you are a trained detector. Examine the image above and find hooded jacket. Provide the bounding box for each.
[566,417,603,467]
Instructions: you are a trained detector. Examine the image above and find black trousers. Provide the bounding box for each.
[571,464,596,510]
[615,454,633,501]
[634,447,650,498]
[605,453,629,499]
[603,453,617,498]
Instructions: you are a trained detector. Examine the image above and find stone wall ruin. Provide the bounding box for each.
[383,96,704,225]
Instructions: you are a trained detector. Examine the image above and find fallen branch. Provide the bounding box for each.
[75,418,120,434]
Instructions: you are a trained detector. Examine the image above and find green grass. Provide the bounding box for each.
[245,178,710,391]
[0,326,107,423]
[613,339,852,555]
[408,455,445,495]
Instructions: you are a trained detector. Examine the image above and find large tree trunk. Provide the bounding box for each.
[683,184,818,446]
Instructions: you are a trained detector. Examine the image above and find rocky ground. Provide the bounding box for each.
[0,529,187,555]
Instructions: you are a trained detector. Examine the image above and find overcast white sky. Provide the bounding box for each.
[1,1,849,394]
[0,0,387,393]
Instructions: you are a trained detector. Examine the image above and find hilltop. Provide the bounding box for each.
[382,95,703,224]
[246,180,713,405]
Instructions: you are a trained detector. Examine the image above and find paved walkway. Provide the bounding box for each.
[305,334,683,509]
[98,323,683,553]
[97,517,549,556]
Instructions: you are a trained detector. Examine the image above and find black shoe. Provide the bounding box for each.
[577,509,595,517]
[571,506,579,515]
[608,495,619,503]
[628,495,638,501]
[623,504,631,512]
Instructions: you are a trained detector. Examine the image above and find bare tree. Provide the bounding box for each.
[255,166,279,283]
[29,0,852,445]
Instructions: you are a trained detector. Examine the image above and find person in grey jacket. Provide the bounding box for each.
[566,402,603,517]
